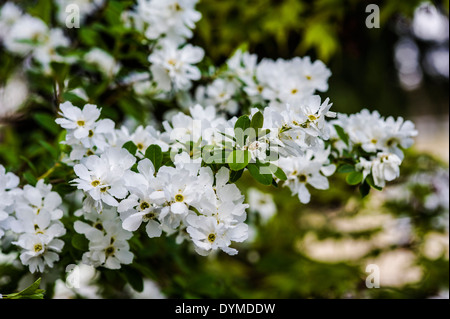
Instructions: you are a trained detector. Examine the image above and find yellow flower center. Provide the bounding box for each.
[100,186,110,193]
[34,244,43,253]
[140,201,150,210]
[308,114,317,121]
[299,174,307,183]
[208,233,216,243]
[91,180,100,187]
[105,246,115,256]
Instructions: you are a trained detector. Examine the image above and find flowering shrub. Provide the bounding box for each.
[0,0,427,298]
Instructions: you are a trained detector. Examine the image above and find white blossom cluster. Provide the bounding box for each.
[0,0,420,277]
[331,110,418,188]
[195,50,332,114]
[0,2,70,73]
[122,0,204,94]
[55,102,249,267]
[0,166,66,273]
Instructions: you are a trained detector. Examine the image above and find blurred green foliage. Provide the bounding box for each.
[193,0,449,117]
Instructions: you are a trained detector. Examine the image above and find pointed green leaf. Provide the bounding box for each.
[145,144,163,172]
[346,171,363,185]
[273,166,288,181]
[228,150,250,171]
[334,124,349,146]
[366,174,383,190]
[122,141,137,156]
[337,164,356,173]
[250,111,264,130]
[247,163,272,185]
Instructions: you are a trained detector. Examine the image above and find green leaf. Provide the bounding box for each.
[4,278,45,299]
[34,112,60,135]
[122,141,137,156]
[247,163,273,185]
[62,92,87,105]
[204,148,227,164]
[235,115,251,131]
[122,266,144,293]
[273,166,288,181]
[359,181,371,198]
[250,111,264,131]
[20,155,37,173]
[145,144,163,172]
[337,164,356,173]
[71,234,89,251]
[334,125,349,146]
[229,168,244,183]
[23,171,37,185]
[227,150,250,171]
[366,174,383,191]
[17,278,42,296]
[272,179,279,187]
[39,140,58,159]
[346,171,363,185]
[234,115,251,146]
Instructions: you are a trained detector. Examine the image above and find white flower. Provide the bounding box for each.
[204,78,239,114]
[372,153,402,188]
[332,109,417,158]
[78,213,134,269]
[125,125,170,157]
[32,28,71,72]
[72,148,135,210]
[0,165,20,238]
[0,71,29,118]
[74,206,118,241]
[14,233,64,273]
[149,41,204,91]
[7,179,66,273]
[356,157,373,180]
[14,179,64,220]
[296,56,332,93]
[56,102,101,139]
[11,209,65,238]
[279,150,330,204]
[119,159,164,238]
[1,8,70,70]
[247,188,276,224]
[381,116,418,160]
[0,2,22,41]
[158,166,200,216]
[162,111,198,144]
[186,214,248,256]
[133,0,201,42]
[0,164,19,190]
[226,49,258,86]
[84,48,120,77]
[3,14,48,55]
